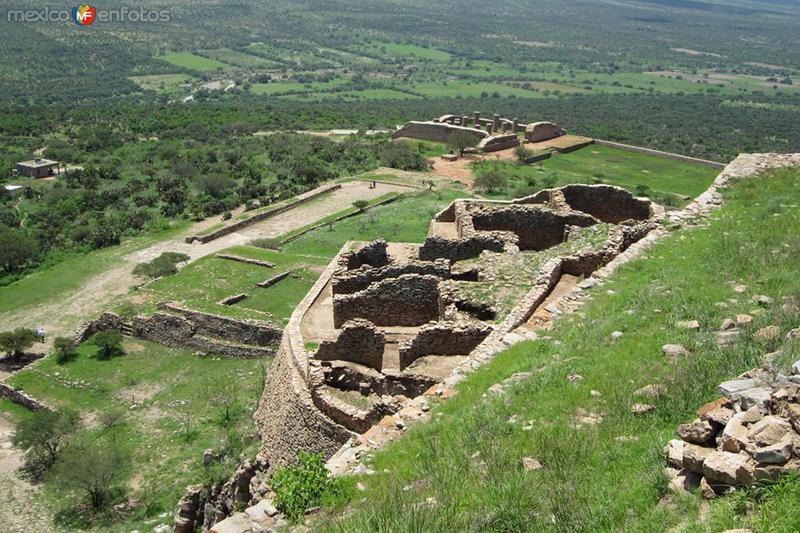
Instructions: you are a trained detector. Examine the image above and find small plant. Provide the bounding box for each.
[515,145,534,164]
[352,199,369,211]
[133,251,189,279]
[93,330,124,360]
[53,337,78,364]
[250,237,282,250]
[222,211,232,220]
[592,173,605,184]
[635,184,652,197]
[272,452,343,522]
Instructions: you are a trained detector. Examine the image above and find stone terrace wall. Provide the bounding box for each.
[392,121,488,144]
[560,185,652,223]
[333,274,441,328]
[418,235,506,262]
[477,133,520,153]
[0,383,51,411]
[158,303,282,346]
[314,320,386,371]
[399,320,493,371]
[470,205,598,251]
[332,259,450,295]
[133,313,275,359]
[73,312,125,343]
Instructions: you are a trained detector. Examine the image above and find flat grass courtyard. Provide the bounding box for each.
[474,144,720,203]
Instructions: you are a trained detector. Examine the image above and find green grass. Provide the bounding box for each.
[311,166,800,531]
[203,48,280,68]
[138,246,328,324]
[3,336,267,530]
[282,188,469,257]
[234,268,320,319]
[250,79,350,95]
[475,144,720,203]
[399,81,539,98]
[157,52,231,72]
[128,73,194,94]
[359,41,451,61]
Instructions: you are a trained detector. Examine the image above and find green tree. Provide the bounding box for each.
[352,199,369,211]
[12,409,80,480]
[50,435,132,509]
[93,330,124,360]
[53,337,78,364]
[0,328,37,362]
[473,169,508,193]
[447,130,478,157]
[0,225,39,274]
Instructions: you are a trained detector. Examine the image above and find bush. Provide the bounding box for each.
[132,251,190,279]
[272,452,343,522]
[514,145,534,163]
[447,130,478,157]
[93,330,124,360]
[250,237,282,250]
[50,434,132,509]
[53,337,78,364]
[379,142,429,171]
[12,408,80,481]
[353,199,369,211]
[473,169,508,193]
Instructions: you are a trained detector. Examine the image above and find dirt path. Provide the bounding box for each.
[0,181,414,347]
[428,148,518,189]
[0,415,59,532]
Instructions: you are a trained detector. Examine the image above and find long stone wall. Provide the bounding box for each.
[392,121,488,144]
[418,234,506,261]
[133,313,276,359]
[158,303,282,346]
[594,139,726,168]
[332,259,450,295]
[186,184,342,244]
[332,274,441,328]
[0,383,51,411]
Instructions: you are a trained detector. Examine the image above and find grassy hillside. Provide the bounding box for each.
[311,166,800,532]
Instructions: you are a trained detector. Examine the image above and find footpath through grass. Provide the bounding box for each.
[312,167,800,532]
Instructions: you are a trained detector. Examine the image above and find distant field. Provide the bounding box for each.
[128,73,194,93]
[157,52,231,72]
[250,78,350,95]
[359,41,451,61]
[203,48,281,68]
[401,81,539,98]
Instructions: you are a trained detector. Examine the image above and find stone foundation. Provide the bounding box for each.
[333,274,441,328]
[398,320,493,371]
[332,259,450,295]
[314,320,386,371]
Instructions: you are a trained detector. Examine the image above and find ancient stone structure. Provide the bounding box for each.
[525,121,566,142]
[333,273,441,328]
[392,113,563,153]
[398,319,492,371]
[315,320,386,370]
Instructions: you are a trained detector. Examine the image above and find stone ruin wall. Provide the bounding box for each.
[391,121,488,144]
[332,259,450,295]
[339,239,390,270]
[320,361,438,400]
[470,205,598,251]
[157,303,283,346]
[332,273,442,328]
[398,320,493,371]
[314,319,386,371]
[418,235,507,262]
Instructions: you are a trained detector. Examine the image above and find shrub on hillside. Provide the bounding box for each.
[473,169,508,193]
[93,330,124,360]
[250,237,282,250]
[132,251,190,279]
[272,452,344,522]
[0,328,37,362]
[379,142,429,171]
[12,408,80,481]
[53,337,78,364]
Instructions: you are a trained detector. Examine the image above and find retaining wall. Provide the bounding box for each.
[158,303,282,346]
[398,320,493,371]
[392,121,488,144]
[332,274,441,328]
[594,139,725,168]
[186,184,342,244]
[314,320,386,371]
[332,259,450,295]
[0,383,50,411]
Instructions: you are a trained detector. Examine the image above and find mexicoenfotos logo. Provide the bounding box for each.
[73,5,96,25]
[6,6,171,24]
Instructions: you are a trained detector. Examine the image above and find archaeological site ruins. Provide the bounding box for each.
[392,112,566,152]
